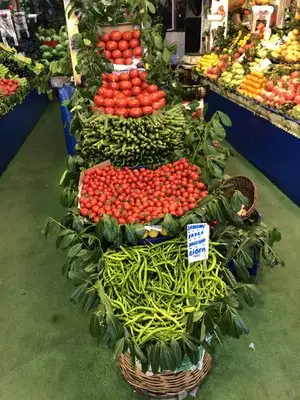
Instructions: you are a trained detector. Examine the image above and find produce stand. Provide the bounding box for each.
[0,90,48,175]
[205,86,300,206]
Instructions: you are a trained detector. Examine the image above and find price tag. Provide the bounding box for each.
[253,58,272,72]
[187,223,210,263]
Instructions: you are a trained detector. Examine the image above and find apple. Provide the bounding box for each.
[238,47,245,54]
[285,91,295,101]
[211,67,219,75]
[294,94,300,104]
[266,81,274,91]
[278,96,286,105]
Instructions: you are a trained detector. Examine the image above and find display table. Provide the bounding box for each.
[206,88,300,206]
[0,90,49,175]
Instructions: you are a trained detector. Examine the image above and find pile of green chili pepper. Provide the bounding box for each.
[77,105,187,167]
[96,236,228,345]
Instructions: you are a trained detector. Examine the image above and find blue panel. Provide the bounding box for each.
[57,86,76,155]
[0,90,49,175]
[206,91,300,206]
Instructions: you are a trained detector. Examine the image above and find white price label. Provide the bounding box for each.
[187,223,210,263]
[253,58,272,72]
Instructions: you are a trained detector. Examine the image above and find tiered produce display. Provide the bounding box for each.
[195,22,300,120]
[45,0,284,396]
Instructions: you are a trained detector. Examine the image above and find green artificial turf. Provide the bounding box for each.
[0,102,300,400]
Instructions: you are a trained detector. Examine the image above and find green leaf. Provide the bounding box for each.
[211,119,226,139]
[134,224,145,239]
[230,191,244,213]
[67,243,83,258]
[60,233,76,249]
[162,214,181,237]
[102,214,120,244]
[154,34,163,49]
[233,259,249,281]
[170,339,183,368]
[134,343,147,364]
[162,47,171,64]
[182,334,198,352]
[150,342,161,373]
[70,283,87,304]
[124,225,138,245]
[107,314,124,341]
[113,337,125,360]
[160,342,174,371]
[217,111,232,127]
[89,312,103,338]
[186,313,194,334]
[147,2,156,13]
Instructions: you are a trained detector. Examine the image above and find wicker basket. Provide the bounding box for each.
[224,175,257,218]
[118,351,212,399]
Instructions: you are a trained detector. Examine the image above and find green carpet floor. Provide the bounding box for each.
[1,102,300,400]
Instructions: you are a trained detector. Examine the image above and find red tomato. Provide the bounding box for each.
[131,77,142,87]
[140,96,152,107]
[148,84,158,93]
[115,92,126,99]
[115,98,128,108]
[156,90,166,99]
[139,71,147,81]
[122,49,132,58]
[132,30,141,39]
[150,92,160,102]
[141,82,149,91]
[118,40,129,51]
[104,50,112,59]
[129,70,139,79]
[104,89,114,99]
[119,73,130,81]
[142,106,153,115]
[96,41,105,48]
[125,58,133,65]
[94,95,104,106]
[133,46,142,56]
[102,73,107,80]
[111,49,122,59]
[101,33,110,42]
[152,101,161,110]
[104,98,115,108]
[102,81,109,88]
[158,98,166,108]
[115,108,129,117]
[106,41,118,51]
[129,107,142,118]
[109,82,119,90]
[122,89,132,97]
[122,31,133,41]
[128,98,140,108]
[129,38,140,48]
[110,31,122,41]
[114,58,124,64]
[119,81,132,90]
[131,86,142,96]
[104,107,115,114]
[107,72,119,82]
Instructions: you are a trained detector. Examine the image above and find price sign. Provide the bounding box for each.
[187,223,210,263]
[253,58,272,72]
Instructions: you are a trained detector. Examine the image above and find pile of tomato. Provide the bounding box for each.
[93,70,166,117]
[97,29,142,65]
[0,78,19,96]
[79,159,208,225]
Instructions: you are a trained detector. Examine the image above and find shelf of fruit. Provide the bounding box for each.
[195,28,300,123]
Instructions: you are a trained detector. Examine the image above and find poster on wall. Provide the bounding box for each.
[63,0,81,85]
[208,0,229,50]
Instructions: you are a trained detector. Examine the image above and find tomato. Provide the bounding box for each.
[119,73,130,81]
[115,98,128,108]
[96,41,105,48]
[121,31,132,41]
[129,38,140,48]
[156,90,166,99]
[132,29,141,39]
[119,81,132,90]
[131,77,142,87]
[94,95,104,106]
[104,89,114,98]
[107,72,119,82]
[109,82,119,90]
[115,91,126,99]
[106,40,118,51]
[142,106,153,115]
[129,107,142,118]
[125,58,133,65]
[102,81,109,88]
[131,86,142,96]
[140,96,152,107]
[133,46,142,56]
[129,70,139,79]
[104,107,115,114]
[158,98,166,108]
[118,40,129,51]
[141,82,149,91]
[110,31,122,41]
[103,98,115,108]
[128,98,140,108]
[122,89,132,97]
[122,49,132,58]
[101,32,110,42]
[104,50,112,59]
[115,107,129,117]
[152,101,161,110]
[148,84,158,93]
[102,73,107,81]
[114,58,124,64]
[139,71,147,81]
[111,49,122,59]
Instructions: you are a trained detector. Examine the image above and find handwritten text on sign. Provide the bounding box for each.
[187,223,210,263]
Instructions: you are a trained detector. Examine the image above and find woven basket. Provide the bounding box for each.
[224,175,257,218]
[118,351,212,399]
